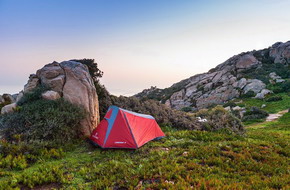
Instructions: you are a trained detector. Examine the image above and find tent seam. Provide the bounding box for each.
[123,111,138,149]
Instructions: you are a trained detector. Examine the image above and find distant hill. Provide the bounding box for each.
[135,41,290,110]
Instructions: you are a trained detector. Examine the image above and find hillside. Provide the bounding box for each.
[135,41,290,110]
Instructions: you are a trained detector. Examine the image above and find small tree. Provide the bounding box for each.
[71,59,103,83]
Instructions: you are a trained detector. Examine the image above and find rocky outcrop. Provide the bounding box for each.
[135,41,290,110]
[13,60,100,137]
[2,94,15,103]
[269,41,290,64]
[24,74,39,93]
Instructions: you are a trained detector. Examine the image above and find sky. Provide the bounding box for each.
[0,0,290,96]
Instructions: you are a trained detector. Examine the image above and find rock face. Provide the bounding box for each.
[135,41,290,110]
[23,61,100,136]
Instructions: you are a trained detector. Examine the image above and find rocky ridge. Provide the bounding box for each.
[135,41,290,110]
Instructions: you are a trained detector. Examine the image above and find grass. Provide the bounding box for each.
[0,113,289,189]
[236,93,290,114]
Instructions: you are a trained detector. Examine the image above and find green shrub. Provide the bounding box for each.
[195,106,244,134]
[0,164,69,189]
[17,86,48,106]
[272,86,284,93]
[281,80,290,92]
[231,110,241,119]
[242,107,269,122]
[0,138,64,171]
[268,81,290,93]
[241,91,255,98]
[0,154,28,170]
[223,102,237,108]
[0,97,86,143]
[266,96,283,102]
[181,106,193,112]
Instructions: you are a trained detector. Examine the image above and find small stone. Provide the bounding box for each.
[41,90,61,100]
[224,106,231,111]
[182,152,188,156]
[232,106,242,111]
[276,79,285,83]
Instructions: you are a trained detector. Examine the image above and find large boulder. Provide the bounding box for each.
[22,61,100,137]
[236,54,260,70]
[60,61,100,136]
[243,79,266,94]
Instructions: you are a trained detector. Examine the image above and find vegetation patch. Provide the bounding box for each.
[0,113,289,189]
[0,87,86,143]
[242,107,269,122]
[195,106,244,134]
[238,93,290,114]
[266,95,283,102]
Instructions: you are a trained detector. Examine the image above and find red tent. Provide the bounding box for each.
[90,105,165,149]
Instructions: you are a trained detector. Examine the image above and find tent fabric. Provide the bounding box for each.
[90,105,165,149]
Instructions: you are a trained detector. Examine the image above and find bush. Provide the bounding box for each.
[281,80,290,92]
[241,91,255,98]
[242,107,269,122]
[266,96,283,102]
[269,81,290,93]
[0,90,86,143]
[17,86,48,106]
[272,86,284,93]
[195,106,244,134]
[181,106,193,112]
[223,102,237,108]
